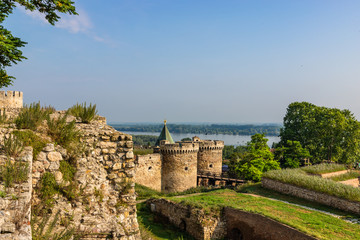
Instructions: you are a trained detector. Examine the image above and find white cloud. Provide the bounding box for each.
[18,5,111,44]
[56,9,92,34]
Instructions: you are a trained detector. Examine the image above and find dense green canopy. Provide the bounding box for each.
[279,102,360,164]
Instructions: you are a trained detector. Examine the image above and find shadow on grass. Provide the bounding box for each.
[137,202,195,240]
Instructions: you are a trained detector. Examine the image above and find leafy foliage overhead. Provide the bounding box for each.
[0,0,77,87]
[279,102,360,164]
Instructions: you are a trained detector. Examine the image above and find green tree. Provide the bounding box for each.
[280,102,360,164]
[0,0,77,87]
[275,140,310,168]
[229,134,280,182]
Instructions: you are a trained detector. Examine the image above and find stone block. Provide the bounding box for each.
[36,151,47,161]
[47,152,62,162]
[125,152,134,159]
[43,143,55,152]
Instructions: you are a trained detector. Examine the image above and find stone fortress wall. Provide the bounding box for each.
[197,140,224,175]
[0,102,141,239]
[160,141,199,192]
[0,91,23,109]
[134,154,162,191]
[134,137,224,193]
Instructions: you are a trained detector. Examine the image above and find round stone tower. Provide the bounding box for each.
[160,141,199,193]
[197,139,224,176]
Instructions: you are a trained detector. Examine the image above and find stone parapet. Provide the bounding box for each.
[0,91,23,109]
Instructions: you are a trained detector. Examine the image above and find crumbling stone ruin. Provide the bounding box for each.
[134,121,224,192]
[0,92,140,240]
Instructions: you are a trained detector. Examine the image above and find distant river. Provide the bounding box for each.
[120,131,280,147]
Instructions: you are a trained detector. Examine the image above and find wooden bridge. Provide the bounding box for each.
[197,173,246,187]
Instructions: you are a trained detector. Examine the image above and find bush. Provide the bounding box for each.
[0,158,29,188]
[12,130,47,159]
[67,102,98,123]
[301,163,346,174]
[39,172,58,207]
[3,134,24,158]
[15,102,52,130]
[263,168,360,202]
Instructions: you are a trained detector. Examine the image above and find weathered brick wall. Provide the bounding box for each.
[134,153,162,191]
[262,178,360,215]
[0,147,33,240]
[147,199,226,240]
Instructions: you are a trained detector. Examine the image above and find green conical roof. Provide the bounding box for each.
[155,120,174,146]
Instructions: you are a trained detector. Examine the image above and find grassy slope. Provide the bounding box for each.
[168,188,360,240]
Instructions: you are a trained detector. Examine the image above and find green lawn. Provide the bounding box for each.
[168,188,360,240]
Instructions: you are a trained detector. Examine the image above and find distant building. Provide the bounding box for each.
[134,120,224,193]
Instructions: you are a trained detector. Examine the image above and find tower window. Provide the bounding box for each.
[148,166,152,171]
[209,164,213,168]
[185,167,189,171]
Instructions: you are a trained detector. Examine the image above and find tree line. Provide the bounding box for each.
[226,102,360,181]
[112,123,281,136]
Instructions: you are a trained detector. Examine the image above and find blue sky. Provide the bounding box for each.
[3,0,360,123]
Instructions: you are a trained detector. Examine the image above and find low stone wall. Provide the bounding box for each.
[147,198,316,240]
[0,147,33,240]
[262,178,360,215]
[147,199,226,240]
[224,208,316,240]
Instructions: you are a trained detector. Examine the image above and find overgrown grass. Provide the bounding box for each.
[32,210,75,240]
[12,130,48,159]
[15,102,53,130]
[134,148,153,156]
[169,189,360,240]
[330,171,360,182]
[3,134,24,158]
[67,102,98,123]
[0,190,6,198]
[135,184,217,200]
[137,202,195,240]
[263,168,360,202]
[47,114,84,158]
[301,163,346,174]
[0,158,29,188]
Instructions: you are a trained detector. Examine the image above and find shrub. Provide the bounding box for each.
[0,110,7,124]
[12,130,47,159]
[15,102,51,130]
[47,114,81,148]
[0,158,29,188]
[39,172,58,207]
[0,190,6,198]
[263,168,360,202]
[67,102,98,123]
[301,163,346,174]
[32,210,75,240]
[59,160,76,182]
[3,134,24,158]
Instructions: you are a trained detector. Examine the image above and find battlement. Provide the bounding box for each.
[0,91,23,108]
[160,141,199,154]
[199,140,224,151]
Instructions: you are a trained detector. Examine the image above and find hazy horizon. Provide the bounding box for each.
[3,0,360,123]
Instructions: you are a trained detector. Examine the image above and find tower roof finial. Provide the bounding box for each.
[164,119,167,125]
